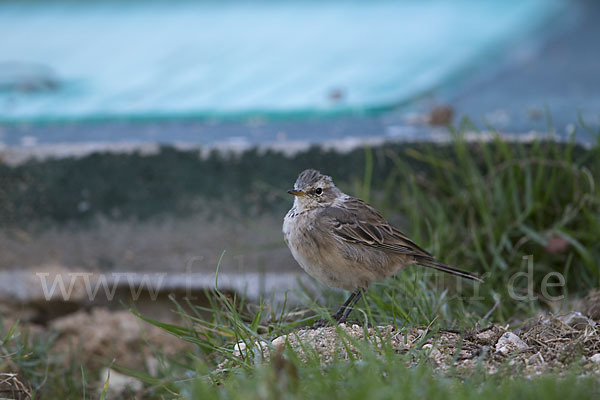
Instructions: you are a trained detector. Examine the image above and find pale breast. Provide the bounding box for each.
[284,208,339,286]
[284,206,384,290]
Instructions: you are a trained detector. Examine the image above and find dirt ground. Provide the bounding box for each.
[2,291,600,397]
[253,312,600,376]
[232,291,600,376]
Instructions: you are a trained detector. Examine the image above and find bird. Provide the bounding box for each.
[282,169,483,326]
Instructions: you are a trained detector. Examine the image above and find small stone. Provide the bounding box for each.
[590,354,600,364]
[392,333,411,350]
[233,340,268,360]
[145,356,159,376]
[422,343,442,363]
[98,368,143,397]
[528,352,544,366]
[476,329,500,345]
[558,312,596,329]
[392,332,404,342]
[271,336,287,348]
[495,332,528,356]
[233,341,247,356]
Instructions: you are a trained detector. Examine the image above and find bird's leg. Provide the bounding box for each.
[313,291,357,328]
[330,290,359,322]
[336,289,363,324]
[312,289,364,328]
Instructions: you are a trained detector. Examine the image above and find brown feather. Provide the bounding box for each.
[319,197,482,282]
[283,169,484,295]
[321,197,432,257]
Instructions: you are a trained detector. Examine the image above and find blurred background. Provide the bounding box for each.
[0,0,599,336]
[2,1,600,396]
[1,0,598,150]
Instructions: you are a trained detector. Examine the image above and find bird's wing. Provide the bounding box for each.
[319,197,433,258]
[318,197,484,283]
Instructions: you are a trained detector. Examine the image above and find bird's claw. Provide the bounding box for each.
[311,318,329,328]
[311,314,346,329]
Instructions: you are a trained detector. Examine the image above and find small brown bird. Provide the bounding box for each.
[283,169,482,325]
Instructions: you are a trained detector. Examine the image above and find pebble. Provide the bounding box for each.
[422,343,442,363]
[98,368,143,396]
[272,335,287,348]
[558,312,596,329]
[475,329,499,345]
[495,332,528,355]
[233,340,269,359]
[528,352,545,366]
[233,341,247,356]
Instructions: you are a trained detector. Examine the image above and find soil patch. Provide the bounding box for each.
[230,292,600,377]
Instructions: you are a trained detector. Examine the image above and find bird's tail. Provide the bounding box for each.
[416,257,484,283]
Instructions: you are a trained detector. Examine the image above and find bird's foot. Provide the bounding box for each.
[311,318,329,328]
[310,314,346,329]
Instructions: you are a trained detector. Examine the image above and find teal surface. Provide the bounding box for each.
[0,0,562,122]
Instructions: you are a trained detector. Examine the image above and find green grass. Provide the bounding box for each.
[123,270,600,399]
[0,319,87,399]
[186,358,600,400]
[2,120,600,398]
[129,122,600,397]
[377,124,600,320]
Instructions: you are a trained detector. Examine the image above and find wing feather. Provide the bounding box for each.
[316,196,483,283]
[319,197,432,258]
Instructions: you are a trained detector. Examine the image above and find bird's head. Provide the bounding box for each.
[288,169,342,210]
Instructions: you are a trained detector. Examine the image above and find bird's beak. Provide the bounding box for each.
[287,189,306,197]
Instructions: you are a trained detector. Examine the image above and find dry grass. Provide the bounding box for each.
[0,373,31,400]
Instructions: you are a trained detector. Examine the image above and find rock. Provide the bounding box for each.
[474,326,503,345]
[232,341,247,356]
[272,335,287,348]
[233,340,269,361]
[495,332,528,355]
[558,312,596,329]
[145,357,160,376]
[590,354,600,364]
[528,352,545,366]
[422,343,443,364]
[98,368,143,397]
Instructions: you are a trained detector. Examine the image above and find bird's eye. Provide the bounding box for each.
[315,187,323,195]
